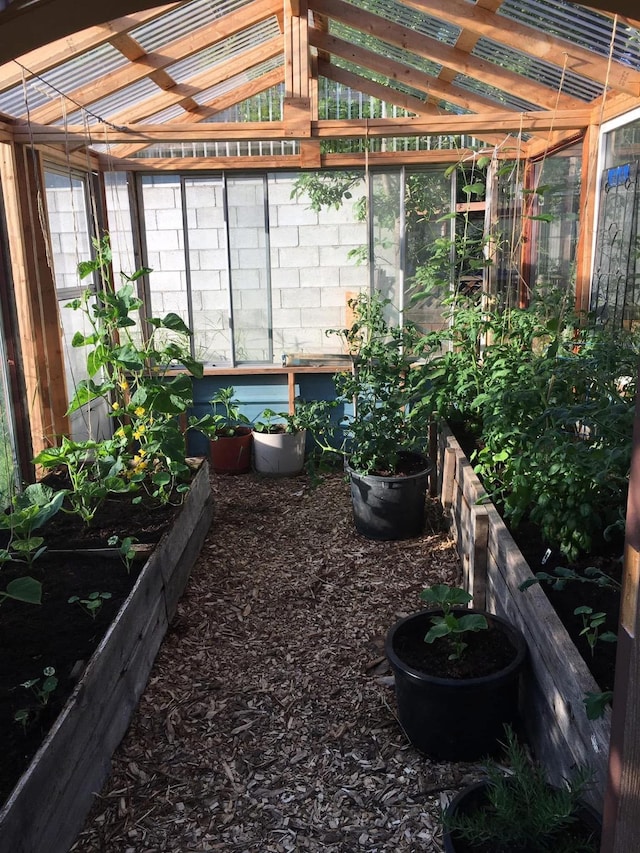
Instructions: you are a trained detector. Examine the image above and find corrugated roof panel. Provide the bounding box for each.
[341,0,460,44]
[330,21,442,77]
[316,76,416,119]
[453,74,540,112]
[145,104,188,123]
[0,43,127,117]
[62,78,161,126]
[169,18,281,82]
[331,58,430,104]
[472,37,603,102]
[131,0,256,52]
[499,0,640,67]
[206,82,284,121]
[195,55,283,104]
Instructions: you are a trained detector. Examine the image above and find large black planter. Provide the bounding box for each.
[385,609,527,761]
[347,452,432,540]
[442,780,602,852]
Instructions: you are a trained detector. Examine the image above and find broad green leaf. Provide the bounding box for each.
[4,576,42,605]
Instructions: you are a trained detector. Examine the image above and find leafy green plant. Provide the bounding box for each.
[68,591,112,620]
[0,576,42,606]
[253,399,337,438]
[13,666,59,732]
[574,605,617,658]
[444,726,598,852]
[0,483,66,564]
[54,235,204,507]
[324,291,426,475]
[420,584,488,660]
[108,534,138,573]
[191,386,251,438]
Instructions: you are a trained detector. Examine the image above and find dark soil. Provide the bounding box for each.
[390,611,519,679]
[0,486,182,807]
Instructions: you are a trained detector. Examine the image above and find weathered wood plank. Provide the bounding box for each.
[438,425,611,810]
[0,460,212,853]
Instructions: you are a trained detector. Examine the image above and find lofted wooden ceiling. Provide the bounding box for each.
[0,0,639,169]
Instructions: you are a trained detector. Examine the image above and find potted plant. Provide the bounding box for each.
[442,726,601,852]
[326,291,432,540]
[385,585,527,761]
[193,386,252,475]
[252,399,338,476]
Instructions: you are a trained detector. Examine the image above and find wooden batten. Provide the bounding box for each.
[574,124,600,318]
[0,141,69,455]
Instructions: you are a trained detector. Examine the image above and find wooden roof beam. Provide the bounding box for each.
[26,0,281,125]
[12,109,592,145]
[403,0,640,97]
[309,27,518,115]
[283,0,313,136]
[0,4,182,92]
[312,0,583,111]
[103,37,282,126]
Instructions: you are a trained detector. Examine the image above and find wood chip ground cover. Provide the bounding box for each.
[73,470,482,853]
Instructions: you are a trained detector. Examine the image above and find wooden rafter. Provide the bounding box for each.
[309,27,514,115]
[402,0,640,97]
[312,0,584,112]
[24,0,281,125]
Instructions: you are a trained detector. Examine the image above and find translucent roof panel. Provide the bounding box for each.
[499,0,640,67]
[130,0,259,52]
[168,18,281,83]
[342,0,460,44]
[317,77,416,120]
[330,21,442,77]
[330,58,430,104]
[63,78,162,126]
[207,83,284,122]
[195,56,283,106]
[472,38,604,102]
[0,43,127,117]
[453,74,540,113]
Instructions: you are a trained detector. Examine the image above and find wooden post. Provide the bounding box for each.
[0,140,69,455]
[601,359,640,852]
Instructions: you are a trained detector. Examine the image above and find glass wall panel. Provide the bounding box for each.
[183,176,230,363]
[227,176,270,362]
[530,145,582,301]
[44,167,110,441]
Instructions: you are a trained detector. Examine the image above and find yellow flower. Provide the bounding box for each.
[119,380,129,391]
[134,406,146,417]
[112,401,120,411]
[115,427,125,438]
[138,448,146,457]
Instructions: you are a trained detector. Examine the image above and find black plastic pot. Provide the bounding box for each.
[347,452,432,540]
[385,609,527,761]
[442,780,602,852]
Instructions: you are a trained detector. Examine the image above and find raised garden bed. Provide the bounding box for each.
[435,423,610,811]
[0,458,212,853]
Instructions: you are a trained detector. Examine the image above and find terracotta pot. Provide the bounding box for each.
[209,427,252,474]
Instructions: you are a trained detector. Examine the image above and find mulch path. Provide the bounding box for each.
[71,469,483,853]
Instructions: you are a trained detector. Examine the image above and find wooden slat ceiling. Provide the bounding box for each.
[0,0,638,165]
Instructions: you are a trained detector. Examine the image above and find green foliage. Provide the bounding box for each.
[253,399,338,441]
[574,605,617,658]
[190,386,251,438]
[38,235,203,511]
[444,727,598,852]
[13,666,58,732]
[420,585,488,660]
[0,576,42,606]
[0,483,66,564]
[68,590,112,620]
[107,534,138,573]
[583,690,613,720]
[418,293,637,560]
[325,291,427,475]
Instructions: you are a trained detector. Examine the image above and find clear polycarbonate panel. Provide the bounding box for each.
[63,77,161,126]
[195,57,284,109]
[452,74,539,112]
[131,139,299,158]
[131,0,257,52]
[499,0,640,66]
[169,18,281,83]
[325,59,427,107]
[207,81,284,122]
[0,43,126,117]
[330,20,442,78]
[341,0,460,44]
[472,38,603,103]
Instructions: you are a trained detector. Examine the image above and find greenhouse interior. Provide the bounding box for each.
[1,0,640,851]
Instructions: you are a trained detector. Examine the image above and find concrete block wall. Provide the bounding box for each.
[103,171,369,365]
